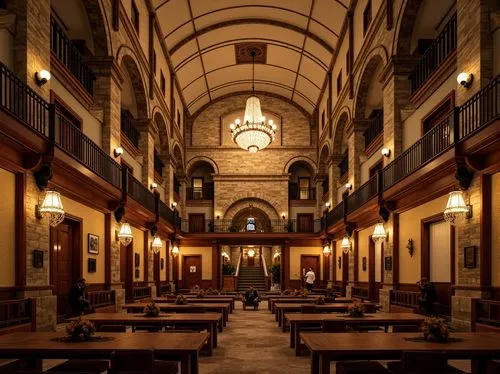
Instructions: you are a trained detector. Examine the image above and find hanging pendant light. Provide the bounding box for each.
[323,244,331,256]
[151,235,162,254]
[247,248,255,257]
[372,223,387,242]
[230,49,276,152]
[444,190,470,225]
[117,222,133,246]
[38,190,65,227]
[340,236,351,254]
[171,244,180,257]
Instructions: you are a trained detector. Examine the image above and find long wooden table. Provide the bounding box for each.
[158,295,237,310]
[301,332,500,374]
[268,297,352,313]
[275,303,377,330]
[69,313,222,355]
[0,332,208,374]
[154,297,235,312]
[122,303,230,326]
[287,312,425,355]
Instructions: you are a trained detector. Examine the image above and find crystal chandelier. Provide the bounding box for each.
[444,190,470,225]
[372,223,387,242]
[151,235,162,254]
[117,222,133,246]
[38,190,65,227]
[230,50,276,152]
[340,236,351,254]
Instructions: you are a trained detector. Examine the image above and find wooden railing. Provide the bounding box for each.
[186,186,214,200]
[158,199,177,227]
[471,299,500,331]
[346,174,378,215]
[352,286,369,300]
[338,151,349,178]
[120,109,140,148]
[0,62,50,137]
[132,286,151,300]
[0,298,35,331]
[383,117,451,190]
[50,16,95,95]
[390,290,420,309]
[363,111,383,148]
[326,201,344,228]
[127,172,156,213]
[56,113,122,188]
[86,289,115,309]
[179,218,322,233]
[409,13,457,93]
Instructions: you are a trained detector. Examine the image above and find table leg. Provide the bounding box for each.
[180,353,191,374]
[310,352,320,374]
[206,326,213,356]
[471,359,487,374]
[319,354,330,374]
[276,309,280,323]
[21,358,42,371]
[290,322,295,348]
[295,324,301,356]
[212,323,218,348]
[223,309,227,326]
[190,352,199,374]
[282,313,287,332]
[218,318,223,332]
[384,324,388,333]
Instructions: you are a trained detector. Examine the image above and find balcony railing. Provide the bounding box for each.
[180,218,322,233]
[0,63,50,137]
[154,151,164,176]
[159,199,177,227]
[409,13,457,94]
[0,298,35,330]
[472,299,500,331]
[186,186,214,200]
[326,201,344,228]
[383,117,451,190]
[127,173,156,213]
[50,16,96,95]
[289,186,316,200]
[346,174,378,215]
[121,109,140,149]
[86,289,115,309]
[56,113,122,189]
[363,111,383,149]
[338,151,348,178]
[390,290,420,309]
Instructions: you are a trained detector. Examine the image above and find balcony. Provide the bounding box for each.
[126,172,156,214]
[159,199,177,228]
[409,13,457,94]
[187,185,214,201]
[363,110,383,150]
[288,184,316,201]
[121,109,140,149]
[326,201,344,228]
[346,174,378,215]
[50,16,96,96]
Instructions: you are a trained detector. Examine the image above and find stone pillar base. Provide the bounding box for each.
[17,289,56,331]
[111,285,126,313]
[326,281,333,289]
[169,281,176,293]
[379,286,393,312]
[346,285,353,299]
[452,289,484,331]
[149,284,157,299]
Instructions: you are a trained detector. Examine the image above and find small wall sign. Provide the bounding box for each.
[464,246,477,269]
[384,256,392,271]
[362,257,367,271]
[88,258,96,273]
[33,250,44,268]
[190,265,197,273]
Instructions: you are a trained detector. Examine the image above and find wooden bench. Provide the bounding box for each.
[0,299,36,336]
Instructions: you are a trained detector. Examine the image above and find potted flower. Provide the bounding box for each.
[175,294,188,305]
[348,300,366,317]
[422,316,449,342]
[66,316,95,341]
[196,289,206,298]
[143,301,161,317]
[315,296,325,305]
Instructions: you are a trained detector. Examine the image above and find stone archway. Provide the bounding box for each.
[231,206,272,233]
[223,198,280,223]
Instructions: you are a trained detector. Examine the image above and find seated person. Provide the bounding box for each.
[68,278,93,316]
[243,285,260,306]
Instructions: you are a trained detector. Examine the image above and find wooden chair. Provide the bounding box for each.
[386,351,467,374]
[322,320,346,333]
[47,360,109,374]
[110,350,153,374]
[300,305,316,314]
[98,325,127,332]
[336,361,390,374]
[392,325,421,333]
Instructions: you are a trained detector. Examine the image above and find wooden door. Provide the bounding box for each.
[297,214,314,232]
[183,255,202,289]
[188,214,205,233]
[301,255,320,287]
[247,255,255,266]
[50,223,73,317]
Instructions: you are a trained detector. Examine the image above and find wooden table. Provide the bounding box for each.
[301,332,500,374]
[154,297,235,312]
[159,295,237,310]
[0,332,208,374]
[70,313,222,355]
[268,296,353,313]
[287,313,425,355]
[122,303,230,326]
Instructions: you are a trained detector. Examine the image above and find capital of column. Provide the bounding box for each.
[0,11,16,33]
[346,119,371,137]
[135,118,159,138]
[86,56,123,88]
[380,55,420,87]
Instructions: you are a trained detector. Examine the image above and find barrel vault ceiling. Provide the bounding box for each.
[153,0,350,115]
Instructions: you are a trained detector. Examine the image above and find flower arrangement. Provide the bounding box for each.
[143,301,161,317]
[206,287,219,295]
[293,289,301,296]
[175,294,188,305]
[422,316,449,342]
[300,289,309,298]
[196,290,206,298]
[347,300,366,317]
[66,316,95,341]
[315,296,325,305]
[282,288,293,295]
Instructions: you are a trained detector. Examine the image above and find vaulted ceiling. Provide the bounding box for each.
[153,0,350,115]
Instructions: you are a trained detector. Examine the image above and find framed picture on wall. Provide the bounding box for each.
[464,246,477,268]
[135,268,140,279]
[33,250,44,268]
[88,258,96,273]
[160,258,164,270]
[362,257,367,271]
[338,256,342,269]
[135,253,140,267]
[384,256,392,271]
[88,234,99,254]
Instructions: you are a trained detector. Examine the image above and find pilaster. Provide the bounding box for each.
[136,118,158,188]
[346,121,368,188]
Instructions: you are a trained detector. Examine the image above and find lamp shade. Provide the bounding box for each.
[444,190,469,224]
[39,190,65,227]
[171,245,179,257]
[117,222,133,246]
[340,236,351,253]
[323,245,331,255]
[151,236,162,254]
[372,223,387,242]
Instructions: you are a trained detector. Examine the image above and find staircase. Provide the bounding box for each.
[237,266,267,293]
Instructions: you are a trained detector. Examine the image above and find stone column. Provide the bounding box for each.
[327,242,334,288]
[107,213,125,312]
[177,173,188,219]
[330,154,343,206]
[314,174,327,218]
[346,120,368,189]
[136,118,158,188]
[379,213,399,312]
[0,10,16,69]
[145,232,156,297]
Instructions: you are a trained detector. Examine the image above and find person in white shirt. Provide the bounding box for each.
[304,268,315,291]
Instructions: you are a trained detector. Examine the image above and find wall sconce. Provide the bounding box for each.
[281,213,286,219]
[372,222,388,243]
[406,239,414,257]
[150,182,158,190]
[340,235,351,254]
[443,190,472,225]
[171,244,179,257]
[172,201,177,209]
[345,183,352,190]
[381,148,391,157]
[36,189,65,227]
[325,201,331,208]
[323,244,331,256]
[116,222,133,246]
[247,248,255,257]
[35,70,51,86]
[457,72,473,88]
[113,147,124,157]
[151,235,162,254]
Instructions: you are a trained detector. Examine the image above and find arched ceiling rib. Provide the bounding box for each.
[153,0,350,114]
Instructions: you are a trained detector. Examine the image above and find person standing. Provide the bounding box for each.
[304,267,315,291]
[68,278,93,316]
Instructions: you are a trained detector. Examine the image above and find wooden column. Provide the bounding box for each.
[143,232,149,282]
[392,213,399,285]
[480,174,492,287]
[353,231,359,284]
[211,240,219,289]
[15,173,26,288]
[154,250,160,297]
[104,213,112,288]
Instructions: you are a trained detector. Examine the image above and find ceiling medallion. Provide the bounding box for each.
[230,49,276,153]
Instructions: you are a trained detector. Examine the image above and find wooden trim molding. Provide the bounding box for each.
[15,173,26,287]
[480,174,492,287]
[420,90,455,137]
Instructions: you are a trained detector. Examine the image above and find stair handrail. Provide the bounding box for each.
[261,252,269,277]
[235,251,242,277]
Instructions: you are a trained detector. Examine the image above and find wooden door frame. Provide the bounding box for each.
[368,235,375,300]
[182,254,202,289]
[300,254,320,287]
